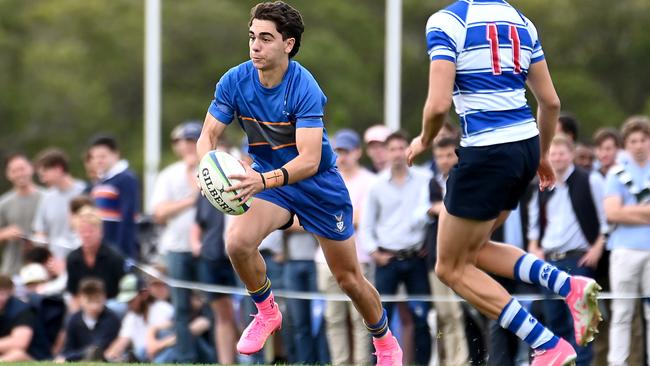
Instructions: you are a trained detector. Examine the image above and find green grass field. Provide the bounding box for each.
[11,364,232,366]
[9,364,219,366]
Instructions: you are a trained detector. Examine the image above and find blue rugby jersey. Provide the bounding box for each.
[208,60,337,173]
[426,0,543,147]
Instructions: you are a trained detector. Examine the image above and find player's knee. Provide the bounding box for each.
[334,270,362,296]
[435,262,460,288]
[225,231,256,260]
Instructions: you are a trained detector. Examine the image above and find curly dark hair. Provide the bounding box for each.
[250,1,304,58]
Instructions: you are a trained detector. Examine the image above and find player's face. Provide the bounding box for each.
[387,139,408,168]
[6,156,34,189]
[249,19,294,71]
[595,138,618,169]
[89,145,119,176]
[624,131,649,163]
[549,143,574,174]
[434,146,457,176]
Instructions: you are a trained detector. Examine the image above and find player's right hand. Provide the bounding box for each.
[537,156,556,191]
[406,135,427,167]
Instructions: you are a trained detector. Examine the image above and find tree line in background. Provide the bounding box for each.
[1,0,649,190]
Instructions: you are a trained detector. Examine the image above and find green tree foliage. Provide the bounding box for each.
[0,0,648,191]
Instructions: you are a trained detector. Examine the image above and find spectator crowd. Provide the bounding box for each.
[0,115,648,366]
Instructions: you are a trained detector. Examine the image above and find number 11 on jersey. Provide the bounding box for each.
[486,23,521,75]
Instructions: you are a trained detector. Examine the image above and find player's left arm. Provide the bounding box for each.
[228,127,322,204]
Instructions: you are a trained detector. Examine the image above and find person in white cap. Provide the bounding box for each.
[363,124,391,173]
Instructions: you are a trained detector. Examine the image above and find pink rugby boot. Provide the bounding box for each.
[531,337,577,366]
[565,275,602,346]
[236,293,282,355]
[372,332,403,366]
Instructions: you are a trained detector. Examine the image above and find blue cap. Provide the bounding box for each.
[333,129,361,151]
[171,121,202,141]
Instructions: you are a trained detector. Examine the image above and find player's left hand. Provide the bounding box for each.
[407,135,428,167]
[537,156,556,191]
[226,162,264,206]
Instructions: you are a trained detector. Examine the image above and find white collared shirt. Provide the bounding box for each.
[361,166,432,253]
[528,165,607,253]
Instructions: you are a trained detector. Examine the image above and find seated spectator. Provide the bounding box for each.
[22,247,67,297]
[18,263,66,360]
[0,274,44,361]
[104,274,175,363]
[66,206,125,313]
[58,278,120,362]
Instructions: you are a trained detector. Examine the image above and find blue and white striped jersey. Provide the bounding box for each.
[426,0,543,147]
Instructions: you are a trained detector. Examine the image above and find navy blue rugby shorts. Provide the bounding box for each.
[444,135,540,220]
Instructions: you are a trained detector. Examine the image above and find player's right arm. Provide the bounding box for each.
[196,112,228,160]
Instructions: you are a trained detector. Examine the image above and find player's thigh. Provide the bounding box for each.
[226,198,291,248]
[437,205,497,266]
[316,235,363,278]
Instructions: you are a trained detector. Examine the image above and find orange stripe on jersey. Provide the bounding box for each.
[93,191,119,199]
[271,143,297,150]
[241,116,292,126]
[248,142,270,147]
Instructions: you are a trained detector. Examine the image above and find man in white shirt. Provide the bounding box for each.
[151,121,201,363]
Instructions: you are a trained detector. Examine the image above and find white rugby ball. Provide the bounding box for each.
[198,150,252,215]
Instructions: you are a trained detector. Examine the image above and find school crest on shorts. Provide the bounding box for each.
[334,212,345,233]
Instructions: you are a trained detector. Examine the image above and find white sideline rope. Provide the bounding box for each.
[24,236,650,303]
[131,261,649,303]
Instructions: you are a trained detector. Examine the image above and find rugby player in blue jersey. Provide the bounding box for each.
[196,2,402,363]
[407,1,602,365]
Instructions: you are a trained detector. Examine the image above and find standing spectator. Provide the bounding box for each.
[574,143,596,172]
[361,131,432,365]
[0,274,45,361]
[0,153,42,275]
[594,128,623,178]
[58,278,120,362]
[192,195,238,364]
[316,129,374,365]
[604,116,650,366]
[66,206,126,311]
[557,113,579,142]
[32,148,86,259]
[363,124,391,173]
[284,222,329,364]
[88,135,140,259]
[528,135,607,366]
[424,136,469,366]
[104,274,176,363]
[151,121,202,363]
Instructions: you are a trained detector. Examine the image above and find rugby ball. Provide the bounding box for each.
[198,151,252,215]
